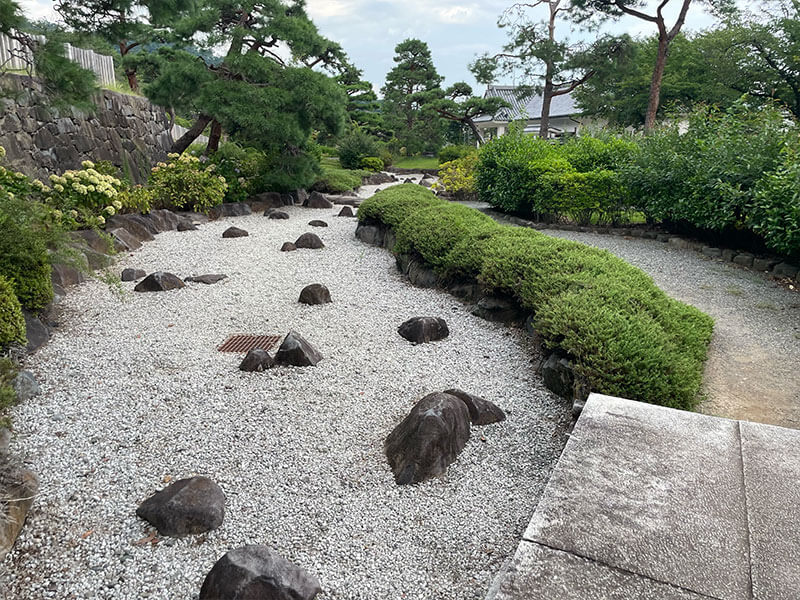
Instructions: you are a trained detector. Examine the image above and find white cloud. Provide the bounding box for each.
[17,0,58,22]
[438,6,474,24]
[306,0,359,20]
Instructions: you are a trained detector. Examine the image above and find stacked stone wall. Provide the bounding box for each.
[0,74,172,183]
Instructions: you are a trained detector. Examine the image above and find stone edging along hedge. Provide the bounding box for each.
[355,184,715,413]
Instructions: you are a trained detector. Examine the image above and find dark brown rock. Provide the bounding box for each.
[148,209,179,231]
[0,460,38,560]
[250,191,283,209]
[72,229,114,254]
[398,317,449,344]
[121,268,146,282]
[304,191,333,209]
[267,210,290,220]
[177,219,198,231]
[199,545,321,600]
[222,226,249,238]
[308,220,328,227]
[184,274,227,285]
[23,310,50,353]
[108,227,141,251]
[294,233,324,249]
[281,242,297,252]
[337,206,355,217]
[471,295,523,323]
[384,392,471,485]
[209,203,252,219]
[274,331,323,367]
[443,389,506,425]
[239,349,276,372]
[106,214,155,242]
[51,263,87,287]
[136,476,225,536]
[134,272,186,292]
[299,284,331,305]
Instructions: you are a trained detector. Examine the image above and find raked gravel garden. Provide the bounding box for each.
[2,202,570,598]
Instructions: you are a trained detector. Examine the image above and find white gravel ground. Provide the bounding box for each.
[3,204,569,599]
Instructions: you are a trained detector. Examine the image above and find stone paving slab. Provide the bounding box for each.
[491,541,711,600]
[741,420,800,599]
[522,394,751,599]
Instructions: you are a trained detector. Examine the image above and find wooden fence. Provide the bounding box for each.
[0,31,115,86]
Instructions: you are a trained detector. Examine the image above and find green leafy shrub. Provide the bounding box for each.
[45,160,125,229]
[314,162,370,193]
[376,144,395,168]
[544,169,629,225]
[0,276,25,349]
[360,156,384,172]
[203,143,268,203]
[434,154,479,200]
[338,129,379,170]
[751,148,800,258]
[0,356,19,416]
[438,144,476,164]
[361,185,713,410]
[149,153,227,213]
[317,144,338,157]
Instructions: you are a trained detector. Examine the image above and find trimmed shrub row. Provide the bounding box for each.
[358,185,714,410]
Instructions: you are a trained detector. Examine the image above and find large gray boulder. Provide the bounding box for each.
[443,389,505,426]
[385,392,471,485]
[199,545,321,600]
[397,317,449,344]
[148,209,180,231]
[121,268,146,282]
[209,203,252,219]
[106,214,155,242]
[294,233,324,249]
[134,272,186,292]
[304,191,333,209]
[298,284,331,305]
[136,476,225,536]
[274,331,323,367]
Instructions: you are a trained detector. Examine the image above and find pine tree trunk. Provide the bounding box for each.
[206,120,222,153]
[465,118,484,145]
[644,36,670,132]
[171,114,212,154]
[539,81,554,139]
[125,69,139,93]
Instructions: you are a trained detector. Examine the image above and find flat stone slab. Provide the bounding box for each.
[741,421,800,600]
[522,394,751,600]
[491,541,707,600]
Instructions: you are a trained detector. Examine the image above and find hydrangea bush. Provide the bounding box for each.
[46,160,125,229]
[149,153,227,213]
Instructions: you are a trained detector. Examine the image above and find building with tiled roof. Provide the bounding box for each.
[475,85,594,140]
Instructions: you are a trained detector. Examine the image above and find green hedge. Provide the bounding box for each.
[0,275,25,349]
[358,186,714,410]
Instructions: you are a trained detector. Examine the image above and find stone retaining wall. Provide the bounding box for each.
[0,74,172,184]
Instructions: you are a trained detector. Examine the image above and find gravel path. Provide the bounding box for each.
[538,228,800,428]
[3,205,569,599]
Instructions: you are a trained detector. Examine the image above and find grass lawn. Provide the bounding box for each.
[393,156,439,170]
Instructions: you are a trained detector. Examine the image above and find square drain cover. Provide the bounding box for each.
[217,334,282,353]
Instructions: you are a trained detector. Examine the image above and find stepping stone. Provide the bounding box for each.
[136,476,225,536]
[199,545,321,600]
[294,233,324,249]
[299,284,331,305]
[308,220,328,227]
[222,226,248,238]
[274,331,322,367]
[337,206,355,217]
[134,272,185,292]
[444,389,506,425]
[281,242,297,252]
[267,210,290,219]
[121,268,146,282]
[385,392,471,485]
[184,274,227,285]
[239,349,275,372]
[398,316,449,343]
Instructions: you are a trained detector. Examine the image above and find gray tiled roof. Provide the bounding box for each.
[475,85,580,123]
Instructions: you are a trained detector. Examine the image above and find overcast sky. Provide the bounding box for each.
[19,0,722,94]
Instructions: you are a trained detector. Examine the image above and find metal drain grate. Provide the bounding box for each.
[217,334,282,353]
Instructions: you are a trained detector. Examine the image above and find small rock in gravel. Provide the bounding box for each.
[337,206,355,217]
[199,545,321,600]
[443,389,505,426]
[177,219,198,232]
[304,192,333,209]
[11,371,40,402]
[134,272,185,293]
[294,233,324,249]
[541,353,575,400]
[184,274,227,285]
[136,476,225,536]
[281,242,297,252]
[385,392,471,485]
[121,268,146,282]
[239,349,276,372]
[274,331,323,367]
[267,210,290,220]
[398,317,449,344]
[23,310,50,352]
[299,284,331,305]
[308,220,328,228]
[222,227,249,238]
